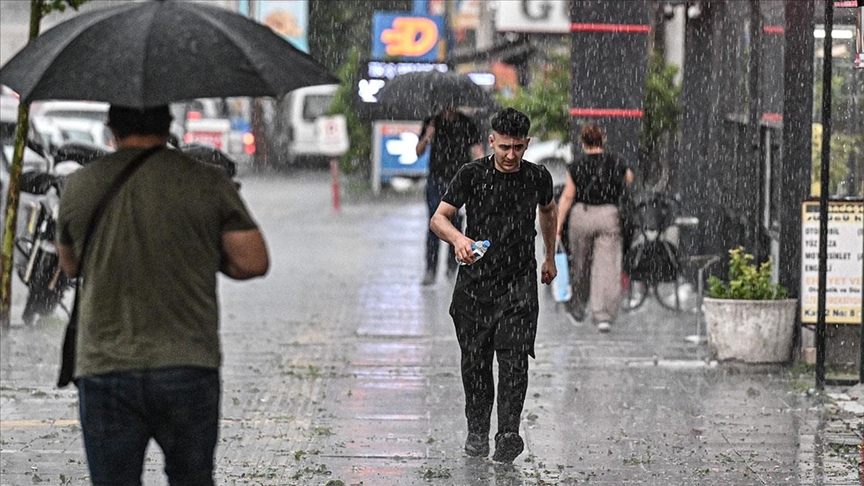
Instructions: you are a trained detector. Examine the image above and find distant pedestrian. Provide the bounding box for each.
[57,105,270,484]
[417,106,484,285]
[430,107,558,463]
[556,122,634,333]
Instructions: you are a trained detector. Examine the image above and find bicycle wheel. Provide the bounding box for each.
[654,279,698,313]
[621,279,648,312]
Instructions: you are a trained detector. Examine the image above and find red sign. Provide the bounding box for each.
[185,131,224,149]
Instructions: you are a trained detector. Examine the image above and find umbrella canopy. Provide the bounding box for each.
[0,1,338,108]
[376,70,499,120]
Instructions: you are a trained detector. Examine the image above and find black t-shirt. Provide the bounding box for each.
[568,153,628,205]
[442,156,554,300]
[420,112,482,181]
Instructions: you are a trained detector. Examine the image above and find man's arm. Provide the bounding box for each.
[221,229,269,279]
[538,200,558,285]
[416,122,434,156]
[556,174,576,236]
[430,201,476,264]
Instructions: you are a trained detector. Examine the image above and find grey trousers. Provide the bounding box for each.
[567,203,622,324]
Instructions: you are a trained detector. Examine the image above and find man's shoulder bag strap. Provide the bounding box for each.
[57,146,162,388]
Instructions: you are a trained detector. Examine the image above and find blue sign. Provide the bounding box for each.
[372,121,429,193]
[372,12,444,62]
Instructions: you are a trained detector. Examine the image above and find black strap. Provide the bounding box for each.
[57,146,161,388]
[78,146,161,263]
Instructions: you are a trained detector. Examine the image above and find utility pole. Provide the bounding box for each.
[748,0,764,262]
[815,0,834,391]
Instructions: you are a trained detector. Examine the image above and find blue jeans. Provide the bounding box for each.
[77,367,220,486]
[426,178,461,275]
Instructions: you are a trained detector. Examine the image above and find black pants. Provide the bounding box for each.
[425,178,461,275]
[459,343,529,437]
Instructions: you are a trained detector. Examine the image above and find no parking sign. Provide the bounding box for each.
[315,115,349,157]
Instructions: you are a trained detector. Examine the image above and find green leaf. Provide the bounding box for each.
[706,247,789,300]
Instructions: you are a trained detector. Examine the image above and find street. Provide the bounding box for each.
[1,168,861,485]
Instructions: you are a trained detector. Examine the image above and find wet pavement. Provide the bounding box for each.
[1,169,862,485]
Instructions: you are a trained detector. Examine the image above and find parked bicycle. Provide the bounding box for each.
[621,192,699,312]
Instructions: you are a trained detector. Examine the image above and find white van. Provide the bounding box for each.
[265,84,339,167]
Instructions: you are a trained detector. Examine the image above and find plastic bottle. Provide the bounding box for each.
[457,240,491,266]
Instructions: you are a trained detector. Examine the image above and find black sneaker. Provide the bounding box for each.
[464,433,489,457]
[492,432,524,463]
[421,272,436,286]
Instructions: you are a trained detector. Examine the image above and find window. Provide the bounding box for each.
[302,95,334,121]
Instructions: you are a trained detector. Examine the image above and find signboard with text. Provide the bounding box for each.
[496,0,570,33]
[257,0,309,53]
[800,200,864,324]
[372,12,444,61]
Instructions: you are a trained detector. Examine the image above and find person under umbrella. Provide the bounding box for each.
[0,1,337,482]
[416,106,484,285]
[57,105,269,484]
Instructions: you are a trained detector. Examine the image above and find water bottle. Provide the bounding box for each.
[457,240,491,266]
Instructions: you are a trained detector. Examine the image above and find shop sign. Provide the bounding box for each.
[800,200,864,324]
[372,12,444,61]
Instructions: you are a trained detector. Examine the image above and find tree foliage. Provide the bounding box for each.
[504,51,570,144]
[328,48,370,174]
[641,52,680,155]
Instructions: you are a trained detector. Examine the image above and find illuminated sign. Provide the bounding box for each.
[372,12,444,61]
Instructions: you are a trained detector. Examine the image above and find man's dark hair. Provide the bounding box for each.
[580,122,605,148]
[107,105,172,139]
[490,107,530,138]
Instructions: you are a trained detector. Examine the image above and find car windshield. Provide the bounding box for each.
[303,95,334,121]
[41,110,107,122]
[59,128,95,144]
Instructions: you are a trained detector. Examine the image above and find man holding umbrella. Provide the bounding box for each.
[416,106,484,285]
[56,105,269,483]
[0,1,340,482]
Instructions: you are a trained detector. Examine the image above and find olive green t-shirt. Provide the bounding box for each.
[57,147,258,378]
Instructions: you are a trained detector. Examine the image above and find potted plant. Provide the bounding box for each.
[703,247,798,363]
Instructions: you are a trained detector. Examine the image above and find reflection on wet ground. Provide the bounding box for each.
[0,171,861,485]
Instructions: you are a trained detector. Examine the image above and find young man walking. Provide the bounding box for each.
[430,107,558,463]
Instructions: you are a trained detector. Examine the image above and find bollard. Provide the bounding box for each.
[330,159,341,214]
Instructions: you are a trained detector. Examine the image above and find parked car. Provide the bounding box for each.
[30,100,109,123]
[170,97,254,166]
[31,115,114,152]
[265,84,339,167]
[1,93,52,241]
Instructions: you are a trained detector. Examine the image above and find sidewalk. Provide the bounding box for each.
[1,171,861,485]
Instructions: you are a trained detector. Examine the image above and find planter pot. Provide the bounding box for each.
[703,298,798,363]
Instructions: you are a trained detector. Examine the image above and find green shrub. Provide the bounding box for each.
[706,247,789,300]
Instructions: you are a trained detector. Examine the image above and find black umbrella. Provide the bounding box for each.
[179,143,237,179]
[0,1,338,107]
[376,70,500,120]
